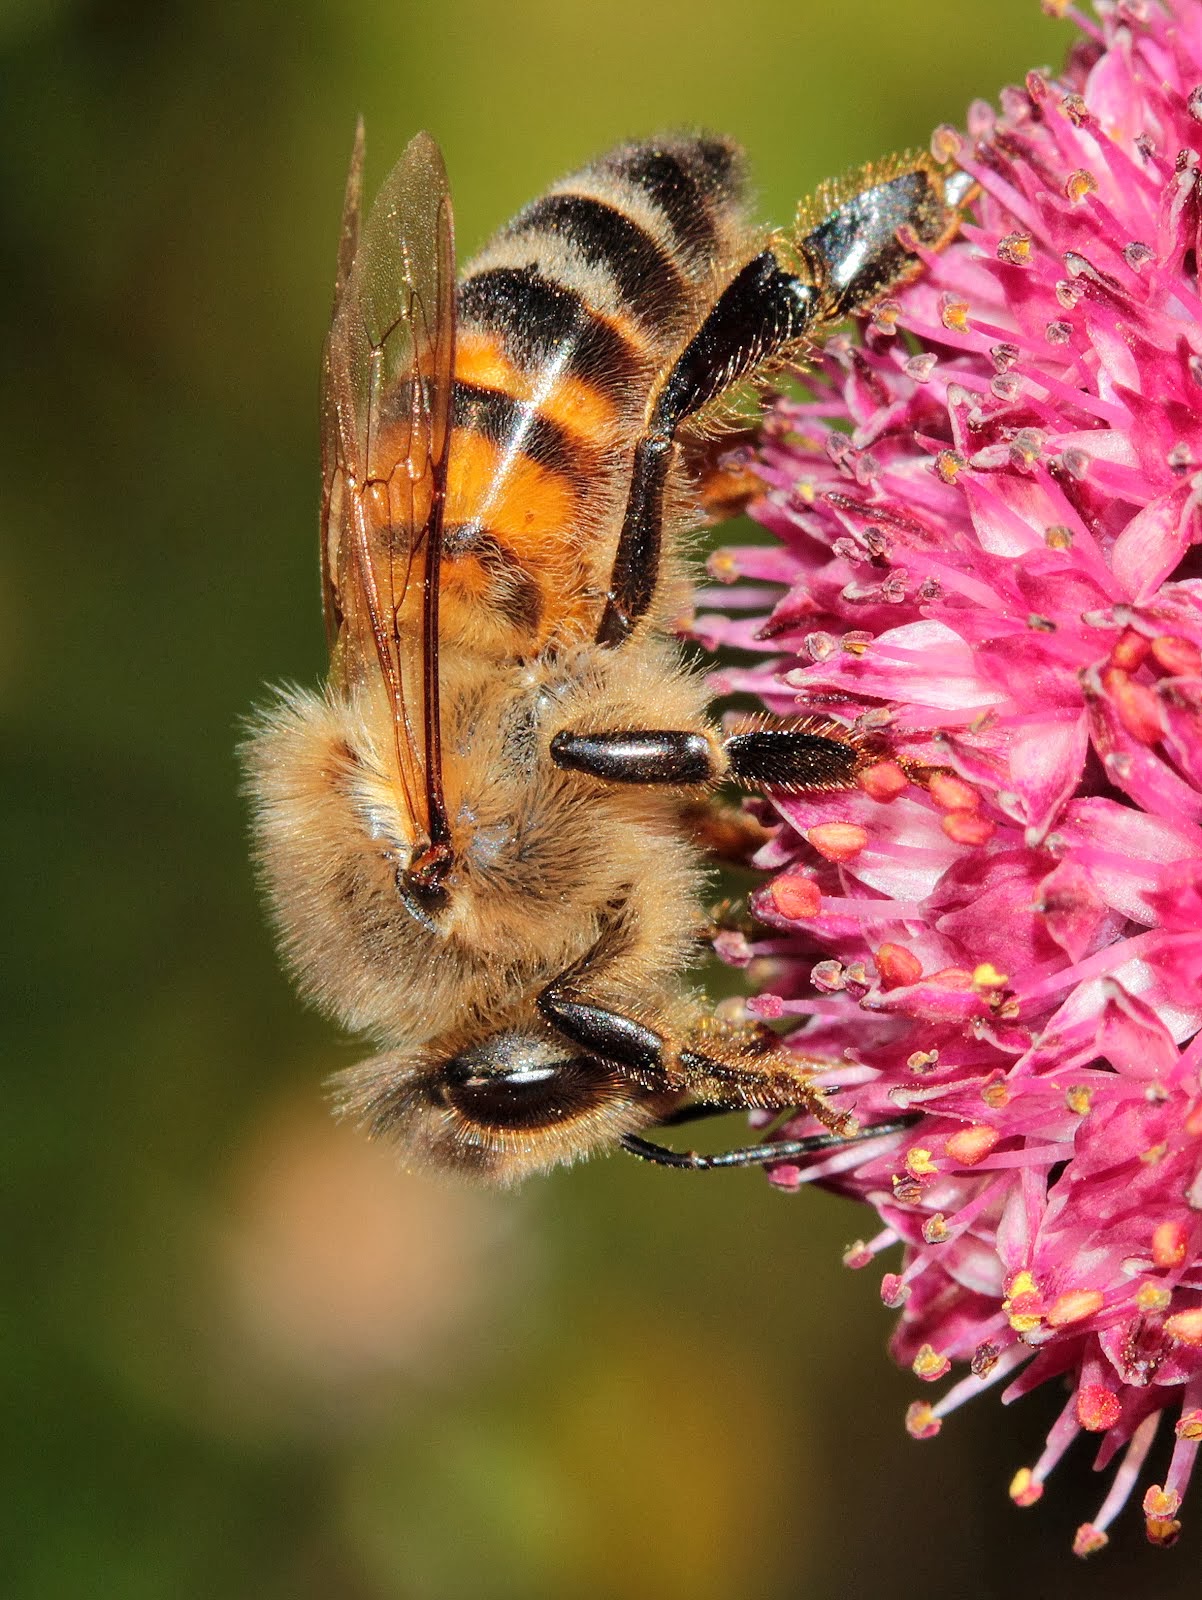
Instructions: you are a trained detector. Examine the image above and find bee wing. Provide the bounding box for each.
[321,128,455,865]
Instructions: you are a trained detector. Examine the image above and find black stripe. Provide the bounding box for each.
[505,193,688,325]
[451,380,589,484]
[603,140,740,262]
[457,265,645,397]
[442,523,544,633]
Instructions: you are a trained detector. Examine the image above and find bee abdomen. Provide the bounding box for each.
[458,134,748,389]
[599,138,746,269]
[443,136,751,648]
[456,266,644,405]
[451,380,589,488]
[501,193,690,330]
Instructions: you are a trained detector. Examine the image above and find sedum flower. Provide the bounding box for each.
[702,0,1202,1555]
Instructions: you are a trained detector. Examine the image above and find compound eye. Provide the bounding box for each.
[440,1040,620,1132]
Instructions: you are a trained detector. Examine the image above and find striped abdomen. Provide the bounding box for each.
[441,136,752,655]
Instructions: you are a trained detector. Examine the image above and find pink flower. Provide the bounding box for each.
[703,0,1202,1555]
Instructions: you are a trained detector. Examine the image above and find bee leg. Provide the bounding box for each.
[721,718,864,794]
[681,799,772,866]
[596,251,823,649]
[682,425,764,524]
[597,165,971,649]
[549,728,717,785]
[620,1115,915,1171]
[537,982,856,1139]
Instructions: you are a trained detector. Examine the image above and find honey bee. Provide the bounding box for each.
[245,128,969,1182]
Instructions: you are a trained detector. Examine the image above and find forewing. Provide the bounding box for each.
[320,129,455,855]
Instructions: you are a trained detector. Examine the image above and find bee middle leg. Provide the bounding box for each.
[549,718,863,795]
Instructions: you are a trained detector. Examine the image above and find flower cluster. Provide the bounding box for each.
[702,0,1202,1554]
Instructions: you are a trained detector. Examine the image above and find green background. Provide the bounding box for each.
[6,0,1198,1594]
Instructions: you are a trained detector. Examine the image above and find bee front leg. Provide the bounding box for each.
[536,983,855,1138]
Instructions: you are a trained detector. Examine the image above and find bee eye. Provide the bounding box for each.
[396,867,450,932]
[440,1041,618,1131]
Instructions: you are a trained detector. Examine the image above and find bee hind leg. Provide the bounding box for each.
[595,251,823,649]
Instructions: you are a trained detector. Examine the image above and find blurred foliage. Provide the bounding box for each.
[5,0,1200,1594]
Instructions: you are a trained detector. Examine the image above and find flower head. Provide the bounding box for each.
[704,0,1202,1554]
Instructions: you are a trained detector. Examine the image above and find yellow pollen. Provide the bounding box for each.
[806,822,869,862]
[1009,1467,1043,1507]
[1065,168,1098,203]
[1008,1310,1043,1335]
[982,1079,1011,1110]
[707,549,739,581]
[1065,1085,1093,1115]
[934,450,966,484]
[912,1344,951,1381]
[1177,1410,1202,1441]
[905,1147,938,1177]
[1145,1516,1182,1548]
[1003,1269,1044,1333]
[945,1125,998,1166]
[922,1212,950,1245]
[905,1401,942,1440]
[931,124,962,163]
[1144,1485,1182,1520]
[941,298,970,333]
[997,231,1033,266]
[972,962,1008,990]
[1140,1141,1168,1165]
[1136,1282,1172,1314]
[1045,524,1074,550]
[796,479,816,504]
[1073,1524,1108,1558]
[1152,1219,1189,1268]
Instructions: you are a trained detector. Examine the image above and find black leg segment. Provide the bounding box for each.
[595,433,673,649]
[621,1115,914,1171]
[648,252,819,436]
[596,252,820,649]
[723,720,861,793]
[538,989,666,1077]
[550,728,716,785]
[800,167,960,321]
